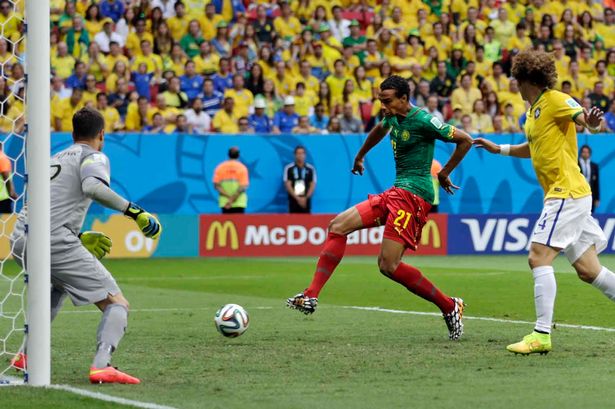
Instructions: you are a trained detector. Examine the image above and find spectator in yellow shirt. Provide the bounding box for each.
[497,78,526,118]
[97,93,122,132]
[199,3,224,41]
[125,96,155,131]
[506,23,532,52]
[154,94,181,125]
[451,73,482,115]
[274,2,302,40]
[293,82,317,117]
[125,18,154,58]
[53,88,85,131]
[577,45,597,77]
[490,8,515,47]
[82,75,100,105]
[423,22,452,61]
[193,41,220,76]
[484,61,510,93]
[559,60,590,100]
[503,0,526,24]
[51,42,76,79]
[470,99,494,133]
[270,61,296,98]
[106,41,129,71]
[325,59,351,102]
[167,2,190,41]
[212,97,240,133]
[161,76,189,109]
[131,40,163,77]
[224,74,254,118]
[297,60,320,96]
[502,103,521,133]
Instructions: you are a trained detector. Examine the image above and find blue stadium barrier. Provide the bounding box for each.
[46,132,615,215]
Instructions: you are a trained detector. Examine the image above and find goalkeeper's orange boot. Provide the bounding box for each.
[10,352,26,371]
[89,366,141,384]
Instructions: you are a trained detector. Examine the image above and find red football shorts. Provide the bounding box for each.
[355,187,432,250]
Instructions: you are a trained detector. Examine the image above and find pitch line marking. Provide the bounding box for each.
[49,384,178,409]
[55,305,615,332]
[343,306,615,333]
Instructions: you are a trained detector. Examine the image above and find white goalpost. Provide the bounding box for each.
[24,0,51,386]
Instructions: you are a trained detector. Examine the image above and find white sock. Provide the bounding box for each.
[533,266,556,334]
[592,267,615,302]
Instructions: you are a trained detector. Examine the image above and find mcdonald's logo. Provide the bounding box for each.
[206,221,239,250]
[421,219,441,248]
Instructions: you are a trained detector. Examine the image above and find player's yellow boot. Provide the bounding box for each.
[506,332,552,355]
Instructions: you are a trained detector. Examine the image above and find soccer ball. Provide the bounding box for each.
[214,304,249,337]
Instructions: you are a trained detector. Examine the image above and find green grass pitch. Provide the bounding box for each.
[2,255,615,409]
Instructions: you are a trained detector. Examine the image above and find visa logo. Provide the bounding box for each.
[460,218,533,252]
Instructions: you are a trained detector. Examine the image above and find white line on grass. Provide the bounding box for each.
[55,305,615,332]
[343,306,615,333]
[48,384,178,409]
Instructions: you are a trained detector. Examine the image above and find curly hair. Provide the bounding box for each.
[511,49,557,89]
[380,75,410,100]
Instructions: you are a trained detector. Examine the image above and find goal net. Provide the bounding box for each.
[0,0,50,385]
[0,0,26,385]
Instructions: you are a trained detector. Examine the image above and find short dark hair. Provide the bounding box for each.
[294,145,306,154]
[380,75,410,100]
[72,108,105,141]
[228,147,240,159]
[580,144,592,154]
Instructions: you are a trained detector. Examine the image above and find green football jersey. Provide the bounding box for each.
[380,107,455,204]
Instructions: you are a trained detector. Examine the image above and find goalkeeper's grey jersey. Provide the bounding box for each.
[16,143,111,236]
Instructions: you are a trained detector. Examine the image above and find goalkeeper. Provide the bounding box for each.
[9,107,161,384]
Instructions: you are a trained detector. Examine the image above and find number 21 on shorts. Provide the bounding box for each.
[394,209,412,230]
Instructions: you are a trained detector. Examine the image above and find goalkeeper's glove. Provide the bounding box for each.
[79,231,112,260]
[124,202,162,239]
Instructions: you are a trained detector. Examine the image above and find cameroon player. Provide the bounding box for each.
[287,76,474,340]
[10,108,162,383]
[475,49,613,355]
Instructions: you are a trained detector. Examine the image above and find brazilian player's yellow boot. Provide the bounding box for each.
[506,332,552,355]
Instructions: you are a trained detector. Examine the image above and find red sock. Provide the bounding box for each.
[304,232,347,298]
[390,263,455,313]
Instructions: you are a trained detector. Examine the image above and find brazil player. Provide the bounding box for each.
[287,76,474,340]
[9,108,162,383]
[474,49,613,355]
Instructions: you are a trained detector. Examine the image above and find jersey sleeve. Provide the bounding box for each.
[80,152,110,185]
[551,91,583,122]
[420,111,455,142]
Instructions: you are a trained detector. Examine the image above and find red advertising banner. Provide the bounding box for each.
[199,214,447,257]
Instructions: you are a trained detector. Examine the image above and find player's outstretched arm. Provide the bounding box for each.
[438,128,473,194]
[352,122,389,175]
[574,106,604,133]
[82,177,162,240]
[473,138,531,158]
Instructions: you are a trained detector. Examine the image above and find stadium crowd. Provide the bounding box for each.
[1,0,615,134]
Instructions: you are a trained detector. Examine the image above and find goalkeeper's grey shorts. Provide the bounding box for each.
[10,225,121,307]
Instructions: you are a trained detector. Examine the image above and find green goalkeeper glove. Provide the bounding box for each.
[79,231,112,259]
[124,202,162,239]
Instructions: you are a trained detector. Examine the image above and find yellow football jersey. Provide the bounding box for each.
[524,89,591,200]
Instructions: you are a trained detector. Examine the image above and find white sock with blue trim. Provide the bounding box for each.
[592,267,615,302]
[533,266,556,334]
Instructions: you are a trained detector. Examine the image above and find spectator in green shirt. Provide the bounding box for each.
[180,19,204,58]
[342,20,366,62]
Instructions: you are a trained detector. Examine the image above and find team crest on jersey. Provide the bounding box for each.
[534,108,541,119]
[401,130,410,141]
